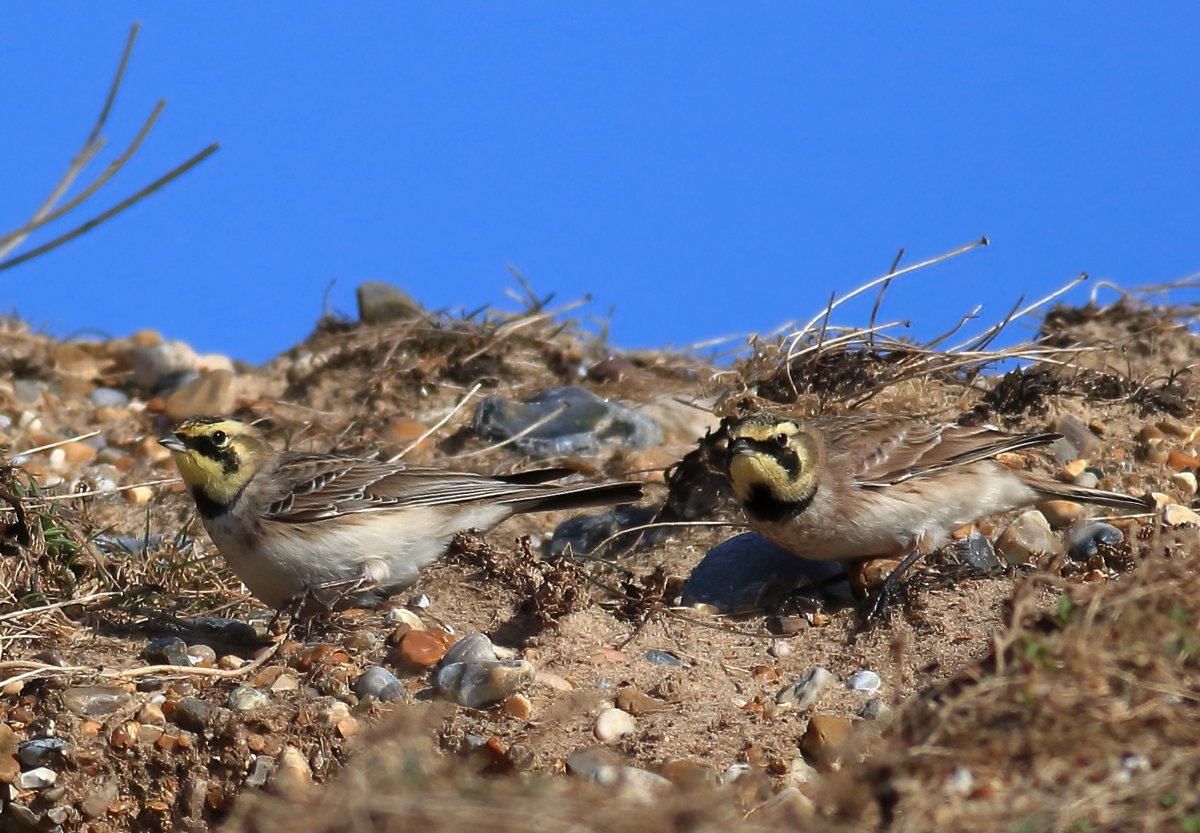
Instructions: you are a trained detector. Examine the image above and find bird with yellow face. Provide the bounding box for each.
[723,412,1152,614]
[161,416,643,610]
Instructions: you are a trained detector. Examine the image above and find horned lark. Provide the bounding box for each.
[724,413,1152,605]
[160,416,643,609]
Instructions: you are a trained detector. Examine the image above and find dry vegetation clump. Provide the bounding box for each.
[823,542,1200,833]
[271,292,707,450]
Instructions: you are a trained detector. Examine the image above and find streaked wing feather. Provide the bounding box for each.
[265,454,602,523]
[813,415,1059,487]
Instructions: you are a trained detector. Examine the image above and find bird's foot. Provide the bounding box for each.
[858,548,925,630]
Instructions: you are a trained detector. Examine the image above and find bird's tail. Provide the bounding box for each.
[1025,478,1156,513]
[506,479,644,514]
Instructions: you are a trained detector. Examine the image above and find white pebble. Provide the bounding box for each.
[847,669,882,694]
[594,707,637,743]
[408,593,432,610]
[386,608,424,630]
[17,768,56,790]
[767,639,792,658]
[1172,471,1198,497]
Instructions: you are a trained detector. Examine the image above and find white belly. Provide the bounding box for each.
[757,468,1038,560]
[203,503,513,608]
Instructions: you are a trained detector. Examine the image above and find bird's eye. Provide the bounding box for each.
[775,432,790,447]
[211,430,227,446]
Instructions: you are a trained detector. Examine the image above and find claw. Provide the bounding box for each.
[858,548,925,629]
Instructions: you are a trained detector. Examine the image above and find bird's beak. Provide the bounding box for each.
[159,435,187,453]
[728,438,755,457]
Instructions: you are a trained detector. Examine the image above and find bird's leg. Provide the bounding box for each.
[863,549,923,623]
[268,589,314,636]
[861,534,930,625]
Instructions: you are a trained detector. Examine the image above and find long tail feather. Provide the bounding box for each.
[1025,478,1156,513]
[507,480,644,514]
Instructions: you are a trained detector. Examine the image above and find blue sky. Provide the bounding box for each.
[3,5,1197,363]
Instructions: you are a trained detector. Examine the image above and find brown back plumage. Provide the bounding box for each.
[263,453,643,523]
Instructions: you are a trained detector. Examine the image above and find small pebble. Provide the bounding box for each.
[1164,504,1200,527]
[5,803,38,827]
[996,510,1062,565]
[356,280,425,324]
[227,686,271,712]
[644,650,684,667]
[61,441,97,466]
[407,593,432,610]
[434,660,534,709]
[269,673,299,693]
[1072,468,1102,489]
[81,781,119,818]
[88,387,130,408]
[441,632,499,666]
[319,702,351,727]
[776,667,833,711]
[136,702,166,726]
[534,670,574,691]
[720,763,754,784]
[858,698,892,722]
[386,608,424,630]
[548,506,662,558]
[171,697,216,732]
[399,631,448,668]
[17,767,57,790]
[12,380,43,404]
[271,746,312,797]
[122,485,155,506]
[767,640,792,659]
[947,765,976,796]
[164,369,236,421]
[1052,415,1102,458]
[594,708,637,743]
[1167,449,1200,471]
[594,765,674,802]
[61,687,133,717]
[144,637,190,667]
[0,726,17,783]
[800,715,855,770]
[244,756,275,789]
[1036,499,1085,529]
[1171,471,1198,497]
[956,532,1001,571]
[138,725,164,744]
[187,644,217,667]
[846,670,882,694]
[353,667,405,703]
[564,746,619,779]
[500,694,533,720]
[785,756,819,786]
[110,722,138,749]
[1067,522,1124,559]
[17,738,70,769]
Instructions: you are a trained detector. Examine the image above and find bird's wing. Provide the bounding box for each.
[814,415,1058,487]
[263,453,574,522]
